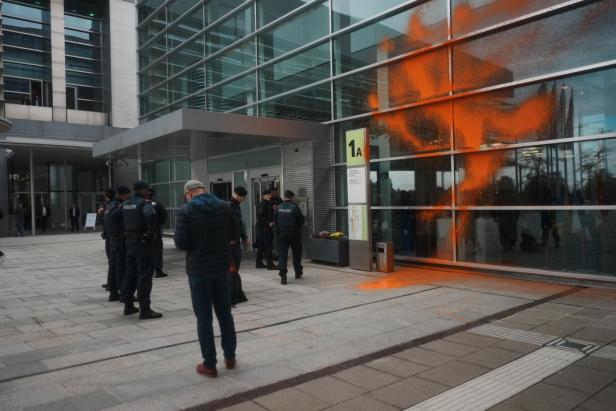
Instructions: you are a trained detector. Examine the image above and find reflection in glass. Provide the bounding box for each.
[373,210,453,260]
[457,210,616,276]
[259,84,331,121]
[453,0,616,93]
[332,0,407,30]
[260,42,330,99]
[208,74,257,112]
[371,157,452,206]
[257,0,312,27]
[455,139,616,206]
[207,40,256,87]
[205,5,253,54]
[258,2,329,63]
[333,0,447,74]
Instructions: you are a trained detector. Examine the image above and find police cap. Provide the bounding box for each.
[133,181,149,191]
[116,185,130,195]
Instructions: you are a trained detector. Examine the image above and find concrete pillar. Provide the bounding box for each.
[29,149,36,236]
[63,160,68,231]
[50,0,67,122]
[109,0,139,128]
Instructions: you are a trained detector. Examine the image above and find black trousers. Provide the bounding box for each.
[105,237,112,286]
[277,231,302,275]
[153,233,163,272]
[70,217,79,232]
[231,241,242,271]
[108,237,126,295]
[256,227,273,266]
[123,239,154,306]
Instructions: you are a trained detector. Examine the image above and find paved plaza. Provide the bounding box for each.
[0,233,615,410]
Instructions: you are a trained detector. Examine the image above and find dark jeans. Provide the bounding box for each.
[123,239,154,306]
[108,237,126,295]
[70,217,79,232]
[256,227,273,266]
[188,273,237,368]
[278,231,303,275]
[153,233,163,271]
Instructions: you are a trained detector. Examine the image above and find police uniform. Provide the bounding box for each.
[276,198,305,284]
[103,197,125,301]
[255,198,275,268]
[116,189,161,318]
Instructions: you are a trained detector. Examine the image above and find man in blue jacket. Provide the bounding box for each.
[174,180,239,378]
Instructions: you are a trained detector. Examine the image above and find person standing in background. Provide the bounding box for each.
[255,190,275,270]
[229,186,248,305]
[146,188,168,278]
[100,188,116,291]
[14,203,26,237]
[68,203,81,232]
[38,201,50,233]
[275,190,305,285]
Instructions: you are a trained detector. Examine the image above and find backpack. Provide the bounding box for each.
[520,230,538,252]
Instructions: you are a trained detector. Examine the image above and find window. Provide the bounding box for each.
[332,0,408,31]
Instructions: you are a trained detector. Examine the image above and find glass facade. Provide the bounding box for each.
[142,160,191,230]
[3,0,52,106]
[138,0,616,279]
[64,0,105,112]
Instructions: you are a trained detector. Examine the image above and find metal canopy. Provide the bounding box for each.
[92,109,329,161]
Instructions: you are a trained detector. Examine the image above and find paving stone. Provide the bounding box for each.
[0,346,69,366]
[487,403,525,411]
[219,402,268,411]
[365,356,430,378]
[444,332,503,348]
[500,382,590,411]
[295,376,366,405]
[254,387,329,411]
[420,339,480,357]
[370,376,449,408]
[22,389,122,411]
[324,395,398,411]
[491,339,540,354]
[572,308,614,320]
[459,347,524,369]
[531,323,585,337]
[569,326,616,344]
[417,359,489,387]
[333,365,400,391]
[576,356,616,372]
[393,347,456,367]
[544,364,616,394]
[109,374,193,402]
[0,360,49,380]
[575,383,616,411]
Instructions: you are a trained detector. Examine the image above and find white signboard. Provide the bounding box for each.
[347,166,367,204]
[348,204,368,241]
[84,213,97,229]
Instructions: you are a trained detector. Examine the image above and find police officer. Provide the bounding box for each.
[114,181,162,319]
[230,186,249,270]
[103,186,131,302]
[275,190,305,285]
[100,188,115,291]
[146,188,168,278]
[255,190,276,269]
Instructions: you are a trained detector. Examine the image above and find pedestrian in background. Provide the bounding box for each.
[38,201,50,233]
[229,186,248,305]
[115,181,162,320]
[275,190,305,284]
[68,203,81,232]
[255,190,275,270]
[270,188,283,261]
[174,180,238,378]
[146,187,168,278]
[100,188,115,291]
[14,203,26,237]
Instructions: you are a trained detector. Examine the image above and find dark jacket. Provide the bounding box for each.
[174,193,239,276]
[256,199,274,229]
[149,200,168,232]
[275,200,305,235]
[15,206,27,226]
[230,198,247,241]
[68,206,81,219]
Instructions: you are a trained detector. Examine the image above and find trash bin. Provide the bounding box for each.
[376,241,394,273]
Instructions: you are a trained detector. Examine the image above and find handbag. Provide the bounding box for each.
[229,264,247,306]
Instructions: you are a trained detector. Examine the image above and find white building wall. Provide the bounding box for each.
[109,0,139,129]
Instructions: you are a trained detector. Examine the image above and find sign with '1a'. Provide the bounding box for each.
[346,128,367,167]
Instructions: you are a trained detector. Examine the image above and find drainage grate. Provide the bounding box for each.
[405,347,584,411]
[546,337,600,355]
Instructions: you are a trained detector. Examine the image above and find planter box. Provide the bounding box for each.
[306,238,349,267]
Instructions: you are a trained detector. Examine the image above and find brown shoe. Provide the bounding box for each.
[225,357,237,370]
[196,363,217,378]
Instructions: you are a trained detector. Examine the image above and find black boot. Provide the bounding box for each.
[139,305,163,320]
[154,270,168,278]
[256,262,267,268]
[295,271,303,279]
[123,303,139,316]
[279,270,288,285]
[108,292,120,302]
